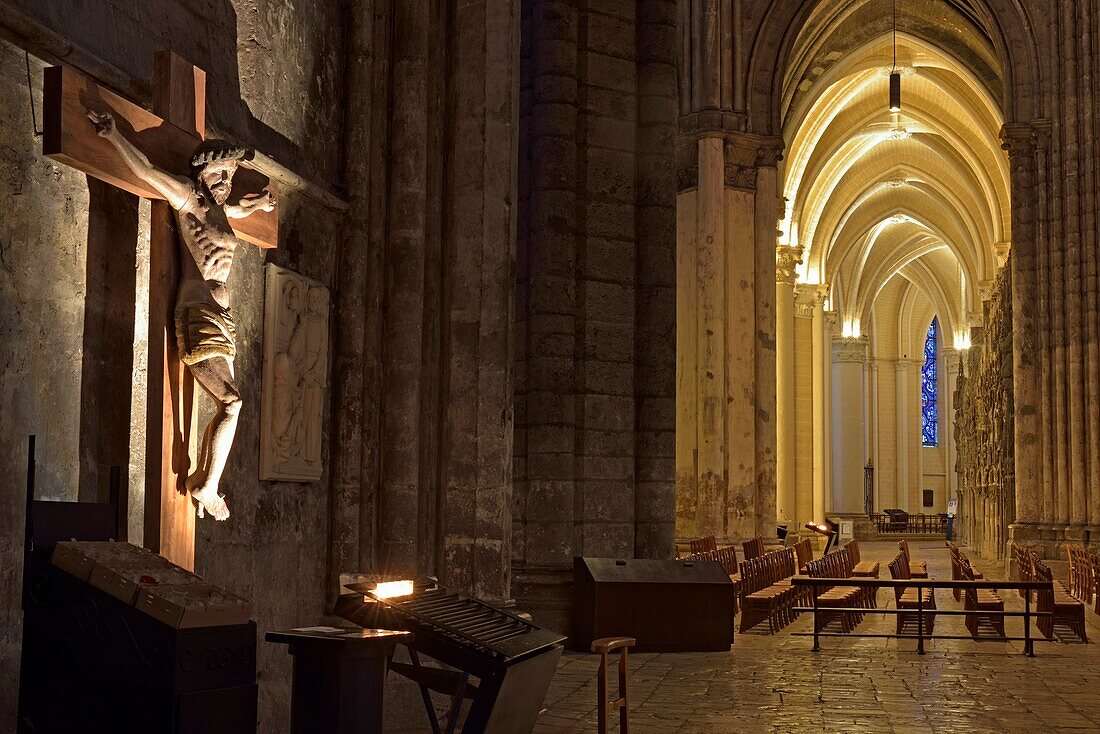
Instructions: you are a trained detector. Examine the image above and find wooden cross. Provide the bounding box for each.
[43,52,279,570]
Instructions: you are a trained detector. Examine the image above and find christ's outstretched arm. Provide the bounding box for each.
[86,110,192,209]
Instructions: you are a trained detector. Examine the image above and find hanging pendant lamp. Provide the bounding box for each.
[889,0,901,112]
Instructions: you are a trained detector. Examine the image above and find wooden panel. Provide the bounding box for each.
[144,200,196,570]
[42,64,278,249]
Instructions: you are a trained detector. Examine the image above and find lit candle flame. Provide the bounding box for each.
[370,580,414,599]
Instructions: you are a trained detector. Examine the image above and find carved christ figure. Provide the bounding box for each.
[87,110,276,522]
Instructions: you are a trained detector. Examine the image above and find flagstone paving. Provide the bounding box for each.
[532,541,1100,734]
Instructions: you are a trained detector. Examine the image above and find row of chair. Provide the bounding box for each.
[804,546,873,632]
[886,551,937,635]
[950,544,1006,638]
[738,547,803,633]
[1018,544,1088,642]
[1066,544,1100,615]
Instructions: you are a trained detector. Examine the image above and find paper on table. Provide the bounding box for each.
[290,626,346,633]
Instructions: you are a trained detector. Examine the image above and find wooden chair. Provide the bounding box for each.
[592,637,634,734]
[948,542,983,602]
[1013,543,1036,601]
[689,535,717,555]
[960,556,1005,639]
[887,552,935,635]
[1032,558,1087,642]
[742,536,766,561]
[1089,551,1100,616]
[1066,545,1095,606]
[794,538,814,574]
[897,539,928,578]
[805,548,864,634]
[715,545,741,616]
[846,539,879,578]
[738,548,799,633]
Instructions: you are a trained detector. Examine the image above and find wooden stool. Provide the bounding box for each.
[592,636,635,734]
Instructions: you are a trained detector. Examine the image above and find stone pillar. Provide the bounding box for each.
[674,0,781,543]
[1003,124,1042,544]
[895,359,912,511]
[870,358,881,511]
[793,286,817,524]
[831,337,867,514]
[944,349,962,504]
[823,310,837,514]
[775,246,802,524]
[810,287,828,522]
[377,0,431,577]
[519,0,579,585]
[437,0,520,601]
[634,0,678,559]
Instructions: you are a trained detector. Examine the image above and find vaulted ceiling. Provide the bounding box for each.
[778,0,1010,347]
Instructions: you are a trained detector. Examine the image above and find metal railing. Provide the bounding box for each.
[790,577,1055,656]
[871,513,948,534]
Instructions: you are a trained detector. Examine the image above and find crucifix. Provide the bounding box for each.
[43,52,279,570]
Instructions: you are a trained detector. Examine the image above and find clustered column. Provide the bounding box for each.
[1003,0,1100,555]
[673,0,781,543]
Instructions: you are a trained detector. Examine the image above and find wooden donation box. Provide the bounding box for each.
[572,557,736,652]
[19,502,257,734]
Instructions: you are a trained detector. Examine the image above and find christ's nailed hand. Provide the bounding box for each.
[86,110,115,137]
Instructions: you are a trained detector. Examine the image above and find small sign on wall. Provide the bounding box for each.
[923,489,934,508]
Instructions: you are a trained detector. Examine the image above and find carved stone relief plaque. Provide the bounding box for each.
[260,264,329,481]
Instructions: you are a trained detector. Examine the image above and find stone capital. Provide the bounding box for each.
[794,282,827,317]
[677,132,785,192]
[832,336,868,363]
[776,245,803,285]
[724,163,758,191]
[678,110,749,139]
[895,358,914,372]
[676,164,698,192]
[943,348,964,373]
[1000,122,1037,159]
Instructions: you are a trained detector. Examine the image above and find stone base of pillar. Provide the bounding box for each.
[1064,524,1090,544]
[1009,523,1043,543]
[511,566,573,638]
[1087,526,1100,551]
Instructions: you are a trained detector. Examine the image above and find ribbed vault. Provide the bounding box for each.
[779,1,1010,344]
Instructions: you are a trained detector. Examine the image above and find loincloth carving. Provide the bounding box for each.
[175,300,237,365]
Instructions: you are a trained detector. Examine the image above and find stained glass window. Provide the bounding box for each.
[922,318,938,447]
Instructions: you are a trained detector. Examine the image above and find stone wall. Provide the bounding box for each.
[513,0,678,632]
[0,41,89,721]
[955,266,1014,560]
[0,0,346,729]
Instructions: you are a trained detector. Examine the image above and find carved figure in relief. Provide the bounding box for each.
[87,110,277,521]
[300,287,328,465]
[272,280,306,466]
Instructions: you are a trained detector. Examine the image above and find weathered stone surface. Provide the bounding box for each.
[956,266,1014,560]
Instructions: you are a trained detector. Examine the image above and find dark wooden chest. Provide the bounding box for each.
[571,557,736,652]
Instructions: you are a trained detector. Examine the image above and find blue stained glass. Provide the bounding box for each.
[922,318,938,447]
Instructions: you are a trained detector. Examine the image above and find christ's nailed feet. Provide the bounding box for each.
[191,485,231,521]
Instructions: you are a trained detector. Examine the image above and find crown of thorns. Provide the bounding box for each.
[190,139,254,169]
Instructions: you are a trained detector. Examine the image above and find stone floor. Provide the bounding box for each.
[530,541,1100,734]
